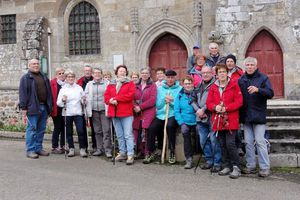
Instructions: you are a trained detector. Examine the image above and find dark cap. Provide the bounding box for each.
[165,70,177,76]
[225,54,237,64]
[193,45,200,49]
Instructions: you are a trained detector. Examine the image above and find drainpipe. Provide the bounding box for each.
[47,27,52,79]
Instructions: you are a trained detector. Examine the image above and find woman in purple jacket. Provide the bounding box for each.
[133,68,157,158]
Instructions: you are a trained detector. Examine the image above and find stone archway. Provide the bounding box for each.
[136,18,195,69]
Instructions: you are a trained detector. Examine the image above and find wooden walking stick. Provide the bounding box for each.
[161,102,170,164]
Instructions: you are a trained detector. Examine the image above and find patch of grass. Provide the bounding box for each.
[272,167,300,174]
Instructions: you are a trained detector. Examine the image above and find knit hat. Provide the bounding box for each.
[225,54,237,64]
[165,70,177,76]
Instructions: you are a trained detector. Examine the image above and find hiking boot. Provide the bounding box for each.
[51,148,63,154]
[211,165,222,173]
[258,169,271,177]
[92,149,103,156]
[229,166,241,179]
[168,152,176,164]
[36,150,49,156]
[184,158,193,169]
[115,153,127,162]
[68,148,75,157]
[241,167,257,174]
[143,153,156,164]
[200,163,213,170]
[105,152,112,159]
[238,148,245,157]
[27,152,39,159]
[80,148,88,157]
[154,149,162,156]
[126,155,134,165]
[218,167,231,176]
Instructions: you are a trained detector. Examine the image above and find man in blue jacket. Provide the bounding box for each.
[19,59,53,159]
[238,57,274,177]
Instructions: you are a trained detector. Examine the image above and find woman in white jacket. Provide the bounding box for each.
[57,69,88,157]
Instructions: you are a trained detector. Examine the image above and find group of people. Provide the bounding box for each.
[19,41,274,179]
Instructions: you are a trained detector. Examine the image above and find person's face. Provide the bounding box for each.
[196,57,205,66]
[131,74,139,84]
[166,76,176,87]
[226,58,235,70]
[217,68,228,82]
[183,79,194,91]
[28,59,40,73]
[93,70,102,81]
[201,67,213,82]
[140,70,150,82]
[56,70,65,81]
[104,75,111,81]
[84,67,92,78]
[245,62,257,75]
[209,45,218,56]
[193,48,200,56]
[66,74,75,85]
[117,67,127,78]
[156,70,165,81]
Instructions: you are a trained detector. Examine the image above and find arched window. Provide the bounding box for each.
[68,1,100,55]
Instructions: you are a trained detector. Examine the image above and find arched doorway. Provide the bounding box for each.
[246,30,284,98]
[149,33,188,82]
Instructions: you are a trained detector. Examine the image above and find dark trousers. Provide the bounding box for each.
[147,117,178,153]
[181,124,195,159]
[66,115,87,149]
[218,130,240,168]
[51,115,65,148]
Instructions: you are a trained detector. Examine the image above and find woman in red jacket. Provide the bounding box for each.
[104,65,136,165]
[132,68,157,158]
[206,63,243,179]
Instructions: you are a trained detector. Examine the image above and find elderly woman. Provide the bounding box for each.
[133,67,157,158]
[57,69,88,157]
[50,67,66,154]
[174,76,196,169]
[206,63,243,179]
[103,70,113,83]
[130,71,140,84]
[188,54,206,87]
[104,65,136,165]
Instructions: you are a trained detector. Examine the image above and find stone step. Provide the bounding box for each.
[267,100,300,116]
[269,139,300,153]
[266,116,300,127]
[267,126,300,140]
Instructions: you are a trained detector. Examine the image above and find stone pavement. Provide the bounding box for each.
[0,139,299,200]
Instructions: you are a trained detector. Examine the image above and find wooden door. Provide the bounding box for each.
[246,30,284,98]
[149,33,188,82]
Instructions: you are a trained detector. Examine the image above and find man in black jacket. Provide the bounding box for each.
[238,57,274,177]
[19,59,53,159]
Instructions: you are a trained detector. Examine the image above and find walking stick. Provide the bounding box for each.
[83,103,91,158]
[161,102,170,164]
[63,102,67,159]
[112,105,117,165]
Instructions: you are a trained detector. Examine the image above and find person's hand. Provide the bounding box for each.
[109,98,118,105]
[247,86,259,94]
[221,106,226,113]
[21,110,27,117]
[215,104,223,113]
[196,108,205,118]
[134,106,141,113]
[62,95,67,102]
[165,95,173,103]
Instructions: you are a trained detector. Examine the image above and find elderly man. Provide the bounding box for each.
[238,57,274,177]
[205,42,225,68]
[187,45,201,73]
[192,66,222,172]
[19,59,53,159]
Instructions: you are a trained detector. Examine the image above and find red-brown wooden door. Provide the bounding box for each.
[149,33,188,82]
[246,30,284,98]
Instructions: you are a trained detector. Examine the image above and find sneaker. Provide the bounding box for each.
[218,167,231,176]
[229,166,241,179]
[115,153,127,162]
[184,158,193,169]
[258,169,271,177]
[241,167,257,174]
[211,165,222,173]
[200,163,213,170]
[105,152,113,158]
[36,150,50,156]
[168,152,176,164]
[92,149,103,156]
[143,153,156,164]
[80,148,88,157]
[154,149,162,156]
[51,148,63,154]
[126,155,134,165]
[27,152,39,159]
[68,148,75,157]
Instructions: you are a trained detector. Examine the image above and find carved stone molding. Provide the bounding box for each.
[130,7,139,34]
[208,30,224,44]
[193,0,202,28]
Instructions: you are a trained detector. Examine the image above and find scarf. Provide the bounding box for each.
[116,77,129,93]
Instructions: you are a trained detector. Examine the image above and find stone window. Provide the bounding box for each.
[68,1,100,55]
[0,14,16,44]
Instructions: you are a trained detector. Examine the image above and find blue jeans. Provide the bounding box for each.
[197,122,222,166]
[244,123,270,170]
[112,116,134,156]
[26,105,48,153]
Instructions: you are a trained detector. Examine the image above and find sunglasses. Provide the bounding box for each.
[58,72,65,75]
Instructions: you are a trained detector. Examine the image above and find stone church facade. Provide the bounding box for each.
[0,0,300,122]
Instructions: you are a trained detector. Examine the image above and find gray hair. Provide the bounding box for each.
[209,42,218,50]
[244,57,257,66]
[64,69,75,77]
[93,67,103,73]
[28,59,39,66]
[139,67,151,74]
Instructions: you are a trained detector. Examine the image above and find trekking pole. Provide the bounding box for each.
[161,102,170,164]
[83,103,91,158]
[63,102,67,159]
[112,105,117,165]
